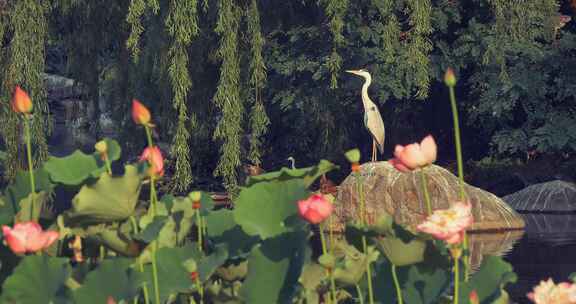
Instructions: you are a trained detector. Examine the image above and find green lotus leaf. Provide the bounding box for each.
[133,216,168,243]
[65,165,141,225]
[44,150,105,186]
[94,228,141,257]
[0,255,71,304]
[100,138,122,163]
[0,196,14,227]
[333,244,378,286]
[246,159,338,188]
[298,262,326,293]
[376,236,426,266]
[216,260,249,282]
[3,167,53,214]
[457,256,517,303]
[15,191,49,222]
[197,245,229,282]
[206,209,259,258]
[43,138,121,186]
[402,261,451,304]
[73,258,141,304]
[234,179,309,239]
[240,231,307,304]
[142,245,202,302]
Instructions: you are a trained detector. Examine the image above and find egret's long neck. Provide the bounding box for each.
[361,76,372,108]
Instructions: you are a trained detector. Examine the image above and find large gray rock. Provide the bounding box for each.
[43,73,86,102]
[333,162,525,232]
[504,180,576,212]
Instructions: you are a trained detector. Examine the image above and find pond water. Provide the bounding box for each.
[502,213,576,304]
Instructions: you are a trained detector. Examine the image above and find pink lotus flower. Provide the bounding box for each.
[140,146,164,177]
[416,201,473,245]
[527,279,576,304]
[298,194,333,224]
[2,222,59,255]
[389,135,437,172]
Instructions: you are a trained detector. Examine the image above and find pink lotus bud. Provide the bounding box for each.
[297,194,333,224]
[416,201,473,245]
[444,68,457,87]
[2,222,59,255]
[132,99,151,126]
[11,86,33,114]
[390,135,437,172]
[139,146,164,177]
[469,290,479,304]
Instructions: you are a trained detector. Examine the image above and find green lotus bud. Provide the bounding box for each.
[189,191,202,202]
[318,253,336,269]
[95,140,108,154]
[182,258,197,273]
[344,149,361,163]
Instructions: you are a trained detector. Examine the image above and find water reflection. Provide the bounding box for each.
[503,213,576,304]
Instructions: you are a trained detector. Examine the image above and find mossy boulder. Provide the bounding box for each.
[333,162,524,232]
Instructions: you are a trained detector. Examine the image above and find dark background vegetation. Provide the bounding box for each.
[1,0,576,194]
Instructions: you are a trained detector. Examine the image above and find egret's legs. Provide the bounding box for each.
[371,140,377,162]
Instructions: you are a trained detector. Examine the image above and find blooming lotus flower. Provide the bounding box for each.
[298,194,333,224]
[389,135,437,172]
[140,146,164,177]
[527,278,576,304]
[11,86,33,114]
[416,201,473,245]
[132,99,151,126]
[2,222,59,255]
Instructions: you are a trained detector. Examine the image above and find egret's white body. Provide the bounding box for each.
[346,69,385,161]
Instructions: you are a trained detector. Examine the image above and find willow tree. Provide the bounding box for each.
[0,1,50,180]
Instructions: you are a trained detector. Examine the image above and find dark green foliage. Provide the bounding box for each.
[73,258,142,304]
[0,256,71,304]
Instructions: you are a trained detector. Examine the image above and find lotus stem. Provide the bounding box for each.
[194,275,204,304]
[453,255,460,304]
[448,82,470,281]
[392,264,403,304]
[328,214,334,252]
[143,125,160,304]
[420,168,432,215]
[104,156,112,175]
[131,217,150,304]
[319,223,337,303]
[150,249,161,304]
[196,210,203,253]
[145,125,154,149]
[354,169,374,304]
[448,86,465,200]
[356,284,365,304]
[362,236,375,304]
[24,117,36,221]
[99,245,106,262]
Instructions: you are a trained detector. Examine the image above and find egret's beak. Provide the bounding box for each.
[346,70,359,75]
